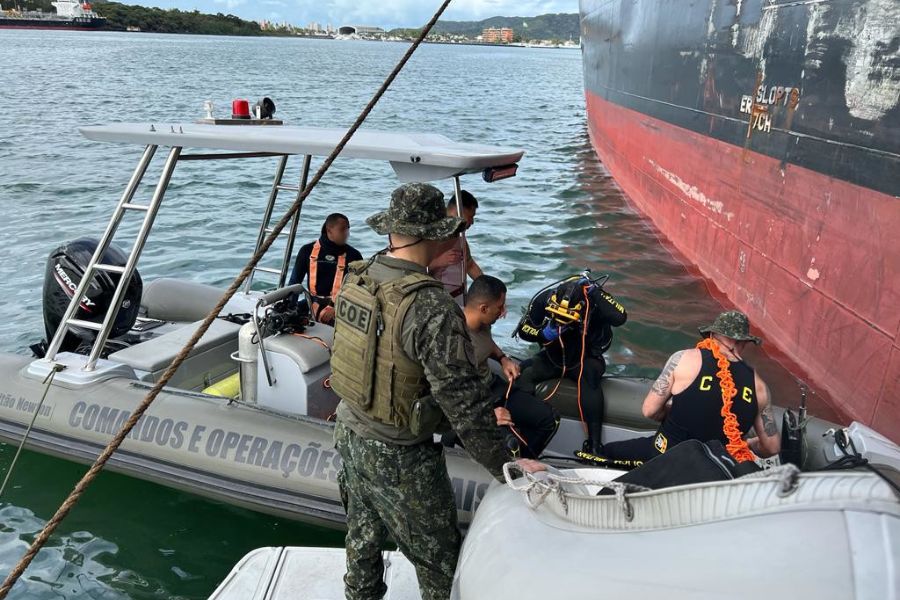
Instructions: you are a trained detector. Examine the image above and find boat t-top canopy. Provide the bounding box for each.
[44,120,525,370]
[80,123,525,182]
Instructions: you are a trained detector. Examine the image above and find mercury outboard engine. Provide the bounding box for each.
[35,238,142,357]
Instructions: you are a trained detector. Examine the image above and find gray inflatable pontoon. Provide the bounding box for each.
[205,463,900,600]
[3,274,899,529]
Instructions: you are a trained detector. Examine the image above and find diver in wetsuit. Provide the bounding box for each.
[289,213,363,324]
[515,273,627,457]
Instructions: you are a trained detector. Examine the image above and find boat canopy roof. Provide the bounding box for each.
[79,123,525,182]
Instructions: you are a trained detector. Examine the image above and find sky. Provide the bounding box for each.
[141,0,577,28]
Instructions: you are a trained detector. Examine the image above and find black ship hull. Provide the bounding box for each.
[579,0,900,440]
[0,16,105,30]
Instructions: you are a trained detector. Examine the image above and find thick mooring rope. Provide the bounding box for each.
[0,2,452,595]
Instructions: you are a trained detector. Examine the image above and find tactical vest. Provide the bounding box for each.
[330,262,441,429]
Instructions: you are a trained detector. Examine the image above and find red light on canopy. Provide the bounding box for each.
[232,99,251,119]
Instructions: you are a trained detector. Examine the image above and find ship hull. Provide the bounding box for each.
[579,0,900,440]
[0,17,105,30]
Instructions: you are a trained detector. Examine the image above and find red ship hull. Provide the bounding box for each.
[585,91,900,440]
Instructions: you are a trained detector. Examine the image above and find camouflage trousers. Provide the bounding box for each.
[334,420,461,600]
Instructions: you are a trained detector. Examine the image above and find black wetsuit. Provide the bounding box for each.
[288,236,362,313]
[516,285,627,449]
[604,349,759,461]
[487,374,559,459]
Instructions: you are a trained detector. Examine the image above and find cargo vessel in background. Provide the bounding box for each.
[0,0,105,30]
[579,0,900,441]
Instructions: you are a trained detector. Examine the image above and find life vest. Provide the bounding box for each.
[330,261,442,430]
[308,240,347,316]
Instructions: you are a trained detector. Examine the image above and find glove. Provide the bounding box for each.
[542,321,564,341]
[317,304,336,325]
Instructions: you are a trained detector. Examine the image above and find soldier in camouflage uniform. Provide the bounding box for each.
[330,183,542,600]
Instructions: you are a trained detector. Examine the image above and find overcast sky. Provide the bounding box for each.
[142,0,577,28]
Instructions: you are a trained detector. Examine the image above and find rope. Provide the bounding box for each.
[735,463,801,497]
[502,462,649,520]
[503,378,532,455]
[0,364,64,498]
[0,3,453,596]
[292,333,332,353]
[576,284,590,427]
[542,327,565,402]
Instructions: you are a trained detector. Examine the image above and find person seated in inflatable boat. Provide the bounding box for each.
[428,190,483,305]
[515,272,627,458]
[463,275,560,459]
[602,310,781,465]
[288,213,363,325]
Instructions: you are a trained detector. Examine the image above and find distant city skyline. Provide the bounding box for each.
[140,0,576,29]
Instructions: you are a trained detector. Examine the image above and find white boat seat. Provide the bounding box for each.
[108,318,241,389]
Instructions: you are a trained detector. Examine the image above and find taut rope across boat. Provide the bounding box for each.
[0,0,455,595]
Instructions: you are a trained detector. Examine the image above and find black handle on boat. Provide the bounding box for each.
[258,284,306,307]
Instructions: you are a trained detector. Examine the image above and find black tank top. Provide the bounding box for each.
[656,349,758,451]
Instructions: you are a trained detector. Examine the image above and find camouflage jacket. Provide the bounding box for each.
[335,254,508,479]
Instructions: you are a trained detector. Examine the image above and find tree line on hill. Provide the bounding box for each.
[2,1,579,41]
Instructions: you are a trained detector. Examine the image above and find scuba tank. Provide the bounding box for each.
[236,322,259,403]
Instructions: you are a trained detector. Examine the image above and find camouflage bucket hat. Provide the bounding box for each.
[366,183,465,241]
[699,310,762,345]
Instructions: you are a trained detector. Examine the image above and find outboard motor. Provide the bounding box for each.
[37,238,142,356]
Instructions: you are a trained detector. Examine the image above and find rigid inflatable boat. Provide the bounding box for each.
[1,111,898,534]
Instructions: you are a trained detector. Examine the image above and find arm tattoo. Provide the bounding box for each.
[651,351,684,397]
[761,405,778,436]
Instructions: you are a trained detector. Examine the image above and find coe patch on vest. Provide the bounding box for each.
[654,432,668,453]
[336,296,372,334]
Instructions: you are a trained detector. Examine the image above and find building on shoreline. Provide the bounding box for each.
[482,27,513,43]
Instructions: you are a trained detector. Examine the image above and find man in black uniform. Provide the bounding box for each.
[289,213,363,324]
[515,274,627,457]
[602,310,781,462]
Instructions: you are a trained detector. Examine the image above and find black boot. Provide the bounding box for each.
[586,421,604,456]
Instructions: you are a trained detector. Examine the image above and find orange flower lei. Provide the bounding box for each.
[696,338,756,463]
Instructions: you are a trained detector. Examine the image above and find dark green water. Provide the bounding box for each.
[0,31,835,598]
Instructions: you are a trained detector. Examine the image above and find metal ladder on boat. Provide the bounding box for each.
[44,145,181,371]
[243,154,312,293]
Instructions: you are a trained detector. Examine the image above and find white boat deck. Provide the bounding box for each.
[208,547,421,600]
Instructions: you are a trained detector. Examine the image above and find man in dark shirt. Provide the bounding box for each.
[602,310,781,462]
[464,275,560,458]
[289,213,363,324]
[516,274,627,457]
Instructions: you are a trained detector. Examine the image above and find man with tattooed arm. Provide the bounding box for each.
[602,311,781,462]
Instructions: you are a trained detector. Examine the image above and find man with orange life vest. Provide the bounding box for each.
[288,213,362,325]
[602,310,781,463]
[428,190,483,304]
[515,273,627,458]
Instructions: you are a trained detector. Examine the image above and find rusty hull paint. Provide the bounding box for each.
[580,0,900,440]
